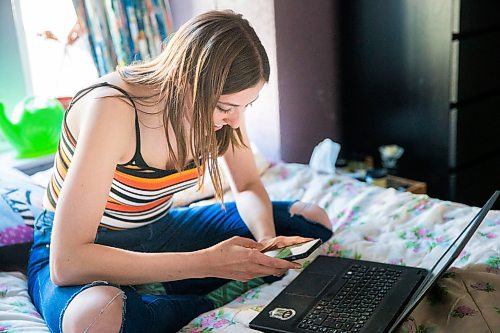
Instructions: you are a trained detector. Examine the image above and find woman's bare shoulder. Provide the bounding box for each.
[66,74,138,161]
[71,73,136,123]
[85,72,136,101]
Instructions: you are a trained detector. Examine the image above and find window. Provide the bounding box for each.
[18,0,98,98]
[0,0,98,154]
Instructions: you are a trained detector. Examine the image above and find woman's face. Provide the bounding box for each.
[213,80,265,131]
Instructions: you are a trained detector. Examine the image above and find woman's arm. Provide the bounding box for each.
[49,94,200,286]
[50,93,297,286]
[221,116,276,242]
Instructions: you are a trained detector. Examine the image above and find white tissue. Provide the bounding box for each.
[309,138,341,174]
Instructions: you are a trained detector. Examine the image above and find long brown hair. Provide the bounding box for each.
[118,10,270,201]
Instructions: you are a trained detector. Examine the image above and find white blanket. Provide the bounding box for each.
[1,162,498,333]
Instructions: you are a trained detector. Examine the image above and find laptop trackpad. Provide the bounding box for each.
[285,272,334,298]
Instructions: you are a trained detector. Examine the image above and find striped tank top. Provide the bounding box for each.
[44,82,199,229]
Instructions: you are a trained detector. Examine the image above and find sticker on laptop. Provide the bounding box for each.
[269,307,296,320]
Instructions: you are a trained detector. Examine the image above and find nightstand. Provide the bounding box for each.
[337,163,427,195]
[386,175,427,195]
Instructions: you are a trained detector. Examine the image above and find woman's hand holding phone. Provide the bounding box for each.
[261,237,322,261]
[203,236,302,281]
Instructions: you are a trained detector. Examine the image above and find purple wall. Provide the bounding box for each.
[274,0,342,163]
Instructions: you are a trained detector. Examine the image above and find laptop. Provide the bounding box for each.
[250,191,499,333]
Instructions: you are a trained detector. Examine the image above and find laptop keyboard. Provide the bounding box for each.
[297,264,403,332]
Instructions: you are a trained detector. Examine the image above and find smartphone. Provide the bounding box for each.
[262,238,322,261]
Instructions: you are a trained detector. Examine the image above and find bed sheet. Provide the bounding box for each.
[180,162,500,332]
[0,272,49,332]
[0,162,498,332]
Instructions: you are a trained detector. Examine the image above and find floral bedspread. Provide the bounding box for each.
[0,162,498,332]
[180,162,500,333]
[0,272,49,332]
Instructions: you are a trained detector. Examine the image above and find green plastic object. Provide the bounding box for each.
[0,96,64,158]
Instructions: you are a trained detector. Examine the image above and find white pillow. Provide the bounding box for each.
[29,168,53,188]
[0,166,32,183]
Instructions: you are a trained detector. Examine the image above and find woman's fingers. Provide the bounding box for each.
[260,235,314,251]
[229,236,261,248]
[253,249,301,269]
[233,262,294,281]
[277,236,313,248]
[207,236,305,281]
[239,247,301,277]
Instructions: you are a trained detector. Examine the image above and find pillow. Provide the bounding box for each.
[29,167,53,188]
[0,164,33,182]
[0,168,45,271]
[172,143,271,207]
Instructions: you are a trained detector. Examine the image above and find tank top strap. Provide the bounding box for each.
[67,81,146,167]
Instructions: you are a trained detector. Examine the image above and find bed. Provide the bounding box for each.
[1,156,499,333]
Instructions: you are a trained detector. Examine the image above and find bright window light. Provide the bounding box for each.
[18,0,98,99]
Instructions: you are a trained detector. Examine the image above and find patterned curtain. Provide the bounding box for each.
[72,0,174,76]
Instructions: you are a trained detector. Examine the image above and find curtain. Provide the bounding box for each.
[72,0,174,76]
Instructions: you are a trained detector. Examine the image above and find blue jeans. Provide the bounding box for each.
[27,201,332,333]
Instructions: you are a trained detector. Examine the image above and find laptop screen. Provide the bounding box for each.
[390,191,499,330]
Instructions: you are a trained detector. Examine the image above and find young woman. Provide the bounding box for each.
[27,10,333,333]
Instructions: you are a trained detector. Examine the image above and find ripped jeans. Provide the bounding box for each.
[27,201,332,333]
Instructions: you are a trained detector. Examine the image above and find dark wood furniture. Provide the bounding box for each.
[275,0,500,206]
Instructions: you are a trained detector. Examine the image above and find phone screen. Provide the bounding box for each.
[263,239,322,261]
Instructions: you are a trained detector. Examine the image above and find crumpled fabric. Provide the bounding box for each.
[398,265,500,333]
[309,138,341,174]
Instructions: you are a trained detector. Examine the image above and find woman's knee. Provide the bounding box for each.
[289,201,332,231]
[62,285,125,333]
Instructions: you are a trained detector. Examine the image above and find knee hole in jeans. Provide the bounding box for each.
[289,201,332,231]
[62,285,126,333]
